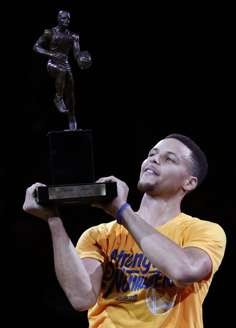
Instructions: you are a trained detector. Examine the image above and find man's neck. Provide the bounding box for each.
[136,193,182,227]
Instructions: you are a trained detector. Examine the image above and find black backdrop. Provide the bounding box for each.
[5,1,235,327]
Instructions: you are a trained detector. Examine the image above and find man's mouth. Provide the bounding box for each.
[144,167,159,176]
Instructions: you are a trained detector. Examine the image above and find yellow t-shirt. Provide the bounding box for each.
[76,213,226,328]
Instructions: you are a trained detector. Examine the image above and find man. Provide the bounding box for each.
[33,10,91,130]
[23,133,226,327]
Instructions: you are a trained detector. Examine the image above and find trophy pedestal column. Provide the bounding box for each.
[35,129,117,205]
[49,129,95,185]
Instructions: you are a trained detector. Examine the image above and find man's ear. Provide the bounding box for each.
[183,176,198,192]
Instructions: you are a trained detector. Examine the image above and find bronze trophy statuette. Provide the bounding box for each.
[33,10,117,206]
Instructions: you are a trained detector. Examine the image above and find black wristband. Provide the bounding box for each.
[115,203,130,224]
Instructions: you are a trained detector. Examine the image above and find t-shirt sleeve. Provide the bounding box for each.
[76,224,107,263]
[183,220,227,275]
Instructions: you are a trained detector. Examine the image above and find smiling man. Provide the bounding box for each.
[23,133,226,327]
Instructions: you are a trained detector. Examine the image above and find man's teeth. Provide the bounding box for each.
[146,169,155,174]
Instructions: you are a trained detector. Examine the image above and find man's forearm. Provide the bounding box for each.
[121,207,192,283]
[48,217,95,310]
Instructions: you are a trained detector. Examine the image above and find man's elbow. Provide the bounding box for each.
[69,292,97,312]
[172,262,212,286]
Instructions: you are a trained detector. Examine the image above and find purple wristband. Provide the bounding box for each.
[116,202,130,224]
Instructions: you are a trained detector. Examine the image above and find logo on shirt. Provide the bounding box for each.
[146,287,177,315]
[102,249,177,314]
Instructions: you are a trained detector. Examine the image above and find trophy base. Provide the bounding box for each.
[34,182,117,206]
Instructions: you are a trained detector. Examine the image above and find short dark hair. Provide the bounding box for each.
[165,133,208,186]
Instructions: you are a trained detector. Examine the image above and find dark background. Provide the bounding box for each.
[5,1,234,327]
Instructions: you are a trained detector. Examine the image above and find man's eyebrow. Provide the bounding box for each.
[149,147,159,153]
[149,148,180,160]
[166,151,179,159]
[167,151,182,162]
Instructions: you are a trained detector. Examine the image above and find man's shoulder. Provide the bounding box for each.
[180,213,226,237]
[84,220,119,236]
[180,212,220,225]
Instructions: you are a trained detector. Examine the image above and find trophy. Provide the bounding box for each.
[33,10,117,206]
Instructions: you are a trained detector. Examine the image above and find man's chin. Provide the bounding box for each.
[137,181,155,193]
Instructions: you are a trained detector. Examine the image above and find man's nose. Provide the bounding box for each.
[150,154,160,164]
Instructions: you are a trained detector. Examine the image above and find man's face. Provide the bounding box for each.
[138,138,193,196]
[58,11,70,27]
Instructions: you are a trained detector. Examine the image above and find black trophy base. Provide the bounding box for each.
[34,182,117,206]
[48,129,95,185]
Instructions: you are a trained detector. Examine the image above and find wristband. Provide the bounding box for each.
[116,202,130,224]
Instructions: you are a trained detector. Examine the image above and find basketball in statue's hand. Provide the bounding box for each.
[78,50,92,70]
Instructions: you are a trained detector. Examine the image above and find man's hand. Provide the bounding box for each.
[93,176,129,217]
[22,182,58,221]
